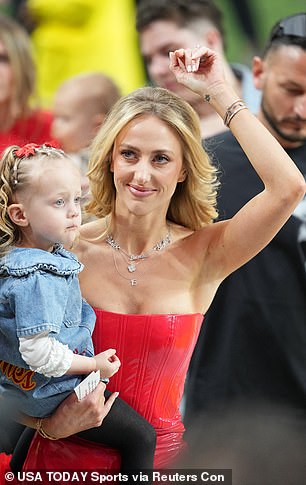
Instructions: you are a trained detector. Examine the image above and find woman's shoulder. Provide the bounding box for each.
[79,219,104,239]
[170,221,214,247]
[74,219,105,258]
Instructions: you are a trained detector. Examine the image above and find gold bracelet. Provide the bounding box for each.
[36,417,59,440]
[223,99,248,127]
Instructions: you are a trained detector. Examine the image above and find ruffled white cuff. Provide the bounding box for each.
[19,331,73,377]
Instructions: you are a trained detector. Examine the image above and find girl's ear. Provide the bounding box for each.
[7,204,29,227]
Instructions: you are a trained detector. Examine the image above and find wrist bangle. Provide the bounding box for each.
[36,417,59,440]
[100,378,109,384]
[223,99,248,127]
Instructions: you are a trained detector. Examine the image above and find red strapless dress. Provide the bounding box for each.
[24,310,203,470]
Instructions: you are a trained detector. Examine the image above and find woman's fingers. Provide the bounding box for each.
[103,391,119,415]
[171,46,214,73]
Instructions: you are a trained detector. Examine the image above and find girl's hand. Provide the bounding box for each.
[169,46,226,98]
[94,348,121,378]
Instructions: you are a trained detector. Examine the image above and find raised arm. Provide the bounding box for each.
[169,47,306,279]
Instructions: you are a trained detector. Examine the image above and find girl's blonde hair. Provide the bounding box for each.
[0,144,67,257]
[87,86,219,231]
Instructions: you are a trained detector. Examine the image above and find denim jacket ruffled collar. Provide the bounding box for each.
[0,244,83,277]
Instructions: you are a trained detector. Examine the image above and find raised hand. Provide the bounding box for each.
[169,46,226,98]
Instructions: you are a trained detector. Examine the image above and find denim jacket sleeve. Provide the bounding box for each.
[9,271,73,337]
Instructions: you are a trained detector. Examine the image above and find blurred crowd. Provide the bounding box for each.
[1,0,145,105]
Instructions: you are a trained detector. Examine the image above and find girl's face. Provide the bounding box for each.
[13,160,82,251]
[0,40,13,105]
[111,114,186,218]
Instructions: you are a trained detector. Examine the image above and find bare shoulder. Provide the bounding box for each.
[175,219,226,248]
[178,220,230,277]
[167,220,224,256]
[74,219,105,262]
[171,221,194,241]
[80,219,104,239]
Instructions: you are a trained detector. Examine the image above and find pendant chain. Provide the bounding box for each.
[111,251,142,286]
[106,225,171,286]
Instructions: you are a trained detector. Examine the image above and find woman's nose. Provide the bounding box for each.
[134,160,151,183]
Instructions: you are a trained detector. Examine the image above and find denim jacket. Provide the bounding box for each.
[0,245,96,417]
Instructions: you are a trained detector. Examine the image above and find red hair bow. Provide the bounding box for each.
[15,141,59,158]
[15,143,39,158]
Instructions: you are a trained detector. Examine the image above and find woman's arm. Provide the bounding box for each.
[18,382,118,439]
[170,47,305,280]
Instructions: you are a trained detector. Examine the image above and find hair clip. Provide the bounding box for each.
[39,142,64,156]
[11,160,19,187]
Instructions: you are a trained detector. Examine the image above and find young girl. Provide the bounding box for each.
[0,143,156,472]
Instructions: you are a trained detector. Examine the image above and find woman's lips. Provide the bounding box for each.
[128,184,156,197]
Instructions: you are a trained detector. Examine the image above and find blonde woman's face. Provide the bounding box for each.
[111,114,186,217]
[0,41,13,104]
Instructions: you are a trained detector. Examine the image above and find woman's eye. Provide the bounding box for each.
[154,154,169,164]
[55,199,65,207]
[121,150,135,159]
[74,196,82,204]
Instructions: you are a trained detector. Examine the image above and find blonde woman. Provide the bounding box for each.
[15,46,305,472]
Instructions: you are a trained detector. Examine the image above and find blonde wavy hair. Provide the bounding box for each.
[86,86,219,231]
[0,144,67,257]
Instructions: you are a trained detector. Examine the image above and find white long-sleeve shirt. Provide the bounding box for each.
[19,332,73,377]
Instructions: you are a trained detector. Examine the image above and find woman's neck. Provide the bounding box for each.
[107,215,171,256]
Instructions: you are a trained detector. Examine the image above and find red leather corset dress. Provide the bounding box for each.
[24,310,203,470]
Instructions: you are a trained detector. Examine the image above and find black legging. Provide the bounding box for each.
[10,390,156,476]
[78,389,156,471]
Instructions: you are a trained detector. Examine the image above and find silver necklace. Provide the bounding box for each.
[106,225,171,285]
[111,250,140,286]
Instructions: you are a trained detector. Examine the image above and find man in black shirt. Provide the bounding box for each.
[184,13,306,427]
